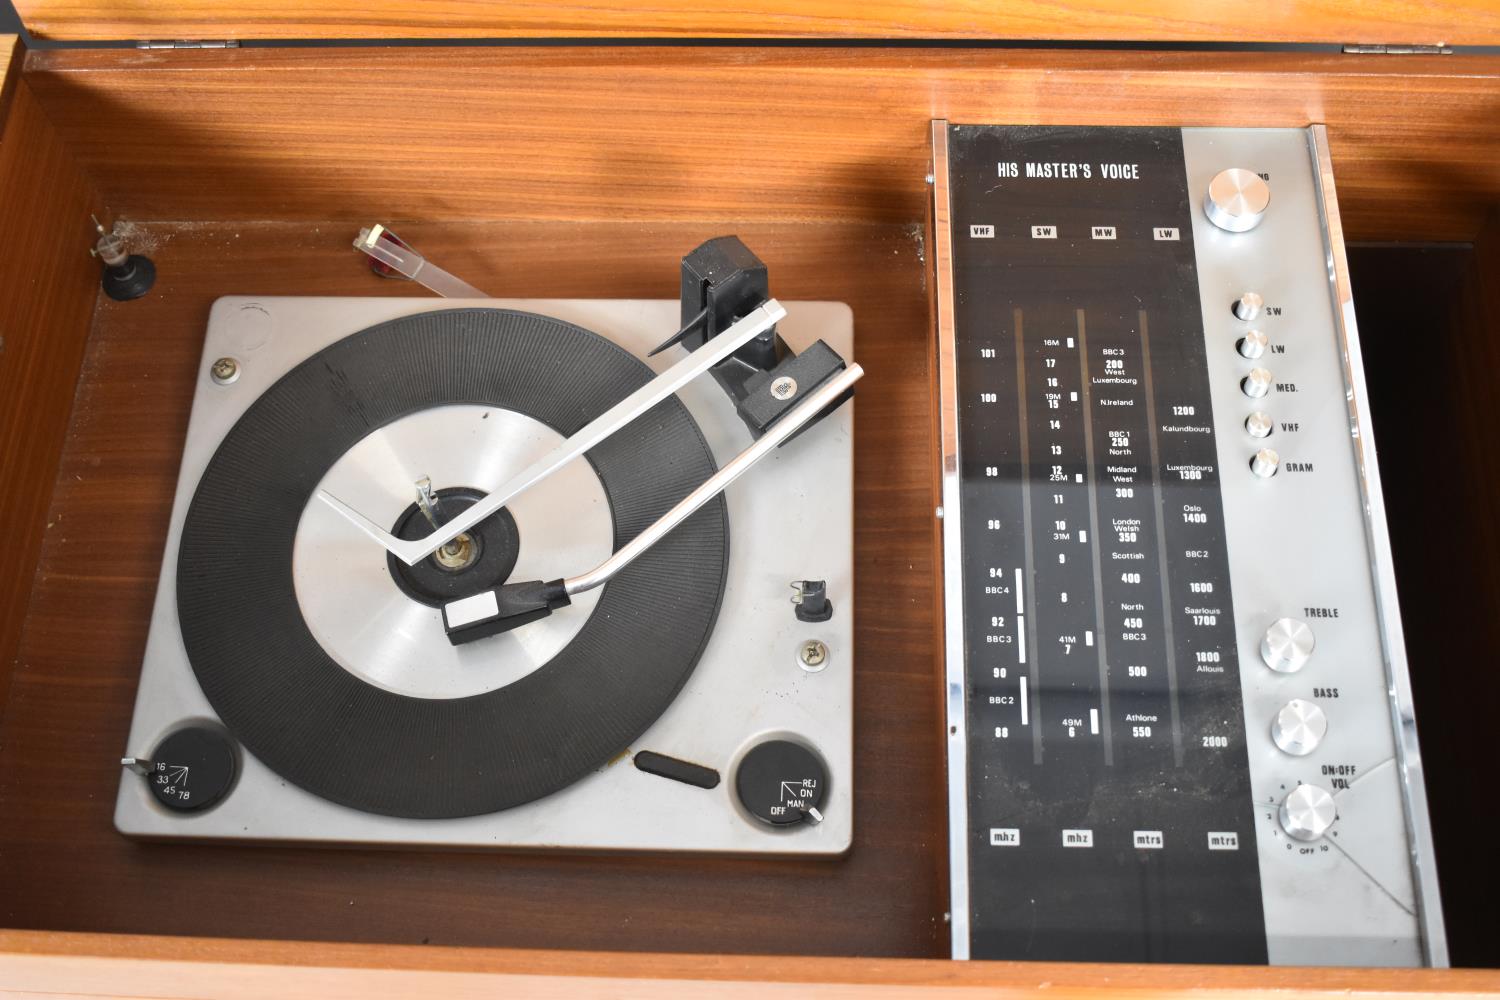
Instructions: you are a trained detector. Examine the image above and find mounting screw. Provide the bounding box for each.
[770,376,798,401]
[210,357,240,385]
[798,639,829,672]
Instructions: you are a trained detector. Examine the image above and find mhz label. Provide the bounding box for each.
[1062,829,1094,848]
[990,828,1021,846]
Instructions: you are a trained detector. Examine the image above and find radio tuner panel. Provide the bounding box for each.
[930,123,1444,966]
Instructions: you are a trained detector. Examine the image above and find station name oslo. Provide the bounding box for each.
[998,161,1141,180]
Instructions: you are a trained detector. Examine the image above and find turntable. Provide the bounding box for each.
[113,237,860,855]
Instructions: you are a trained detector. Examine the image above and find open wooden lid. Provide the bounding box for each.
[11,0,1500,46]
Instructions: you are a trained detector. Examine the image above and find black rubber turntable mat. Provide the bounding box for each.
[176,309,728,818]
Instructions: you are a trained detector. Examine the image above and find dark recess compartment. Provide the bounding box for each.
[1350,242,1498,969]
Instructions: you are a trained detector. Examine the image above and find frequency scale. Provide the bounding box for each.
[932,123,1445,965]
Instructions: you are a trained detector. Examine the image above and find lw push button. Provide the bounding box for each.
[1237,329,1268,359]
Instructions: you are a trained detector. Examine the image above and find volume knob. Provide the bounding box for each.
[1279,783,1337,842]
[1206,168,1270,233]
[1271,699,1328,756]
[1261,617,1315,673]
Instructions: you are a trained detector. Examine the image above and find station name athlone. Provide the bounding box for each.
[997,161,1143,180]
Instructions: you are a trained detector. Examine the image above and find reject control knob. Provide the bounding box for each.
[1233,292,1265,321]
[130,725,238,812]
[1272,699,1328,756]
[1237,329,1268,359]
[1241,367,1273,398]
[1245,411,1273,439]
[1261,617,1315,673]
[1205,167,1270,233]
[735,739,828,827]
[1279,783,1337,841]
[1250,447,1279,478]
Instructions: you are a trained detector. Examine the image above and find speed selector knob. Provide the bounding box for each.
[1233,292,1265,321]
[1279,783,1337,841]
[1241,367,1272,398]
[1205,167,1270,233]
[1272,699,1328,756]
[1261,617,1315,673]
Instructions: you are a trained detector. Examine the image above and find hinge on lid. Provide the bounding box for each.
[1342,43,1452,54]
[135,40,241,50]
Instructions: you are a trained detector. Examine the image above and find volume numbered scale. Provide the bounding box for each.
[115,237,859,854]
[932,124,1444,965]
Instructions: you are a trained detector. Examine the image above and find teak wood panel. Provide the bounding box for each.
[20,48,1500,242]
[0,43,103,711]
[11,0,1500,45]
[0,219,950,958]
[5,931,1500,997]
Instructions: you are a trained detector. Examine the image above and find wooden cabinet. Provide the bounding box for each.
[1,7,1497,992]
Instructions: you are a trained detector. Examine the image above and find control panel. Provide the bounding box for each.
[932,123,1444,966]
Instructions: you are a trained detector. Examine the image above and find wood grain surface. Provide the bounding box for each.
[10,0,1500,45]
[0,57,103,712]
[5,930,1500,996]
[0,219,949,958]
[20,47,1500,241]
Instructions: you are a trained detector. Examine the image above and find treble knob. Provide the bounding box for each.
[1205,168,1271,233]
[1279,783,1337,842]
[1261,617,1315,673]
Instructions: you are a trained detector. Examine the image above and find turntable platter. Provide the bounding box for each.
[176,308,728,819]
